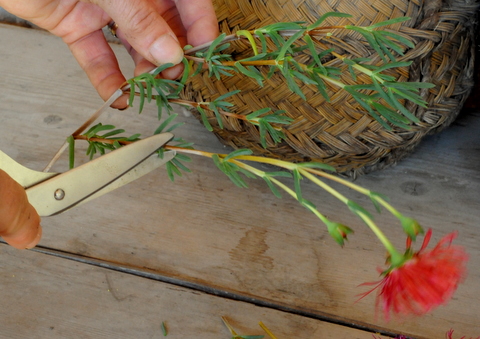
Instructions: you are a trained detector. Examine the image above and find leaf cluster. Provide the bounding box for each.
[345,17,415,62]
[154,113,194,182]
[197,90,240,131]
[189,13,431,130]
[246,108,293,148]
[192,33,235,79]
[211,149,257,188]
[343,60,435,129]
[127,59,190,119]
[80,123,141,164]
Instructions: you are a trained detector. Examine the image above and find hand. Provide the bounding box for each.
[0,170,42,249]
[0,0,219,108]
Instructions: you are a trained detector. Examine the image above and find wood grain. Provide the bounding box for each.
[1,23,479,338]
[0,243,375,338]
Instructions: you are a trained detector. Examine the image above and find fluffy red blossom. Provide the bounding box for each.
[372,329,480,339]
[446,329,480,339]
[358,229,468,320]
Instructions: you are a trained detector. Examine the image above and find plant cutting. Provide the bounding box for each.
[43,13,469,320]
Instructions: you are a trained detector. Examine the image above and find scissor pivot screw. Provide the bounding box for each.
[54,189,65,200]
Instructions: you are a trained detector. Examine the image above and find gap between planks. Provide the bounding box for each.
[22,242,401,338]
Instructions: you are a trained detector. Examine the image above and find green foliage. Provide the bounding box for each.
[187,15,429,130]
[235,61,264,86]
[127,60,189,119]
[212,151,257,188]
[194,33,235,79]
[155,113,193,182]
[262,171,292,198]
[346,17,414,62]
[306,12,352,30]
[347,199,373,220]
[161,321,167,336]
[246,108,293,148]
[82,123,141,160]
[197,90,242,131]
[368,191,390,213]
[295,161,336,172]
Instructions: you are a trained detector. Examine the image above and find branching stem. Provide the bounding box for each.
[184,26,349,55]
[44,88,125,172]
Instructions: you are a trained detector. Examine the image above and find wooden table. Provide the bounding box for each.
[0,24,479,339]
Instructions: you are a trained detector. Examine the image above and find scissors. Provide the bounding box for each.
[0,133,175,216]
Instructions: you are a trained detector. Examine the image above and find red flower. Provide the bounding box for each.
[372,329,480,339]
[446,329,480,339]
[358,229,468,320]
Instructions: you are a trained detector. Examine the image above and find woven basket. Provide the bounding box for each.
[180,0,478,176]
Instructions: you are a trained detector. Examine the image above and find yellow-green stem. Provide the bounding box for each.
[268,176,330,224]
[302,169,402,260]
[374,196,403,219]
[303,167,405,220]
[259,321,278,339]
[230,159,330,224]
[229,154,297,170]
[356,210,403,266]
[300,169,349,204]
[73,139,403,261]
[303,167,370,194]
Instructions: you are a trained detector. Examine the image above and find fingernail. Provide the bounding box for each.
[25,225,42,250]
[150,34,184,66]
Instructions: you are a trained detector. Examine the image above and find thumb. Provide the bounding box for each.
[0,170,42,249]
[93,0,184,66]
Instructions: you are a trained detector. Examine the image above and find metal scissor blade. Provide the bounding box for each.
[26,133,174,216]
[78,150,175,206]
[0,150,57,187]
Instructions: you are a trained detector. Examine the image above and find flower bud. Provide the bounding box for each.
[326,222,353,246]
[399,216,423,241]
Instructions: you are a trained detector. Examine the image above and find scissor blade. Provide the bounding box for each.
[78,150,175,206]
[0,150,57,187]
[26,133,174,216]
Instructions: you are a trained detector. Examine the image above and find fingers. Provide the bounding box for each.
[68,29,129,109]
[67,0,218,105]
[112,0,219,80]
[115,31,183,79]
[175,0,219,46]
[91,0,184,67]
[0,170,42,249]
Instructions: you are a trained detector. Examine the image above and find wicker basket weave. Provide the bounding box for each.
[180,0,478,176]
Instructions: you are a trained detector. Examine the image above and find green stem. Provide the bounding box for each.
[303,167,370,194]
[234,159,402,261]
[303,167,407,220]
[229,159,331,224]
[300,170,348,203]
[374,196,403,219]
[72,136,404,264]
[314,72,346,89]
[357,211,403,266]
[301,169,402,262]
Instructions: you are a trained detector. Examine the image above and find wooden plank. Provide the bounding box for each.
[0,243,374,338]
[1,24,479,338]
